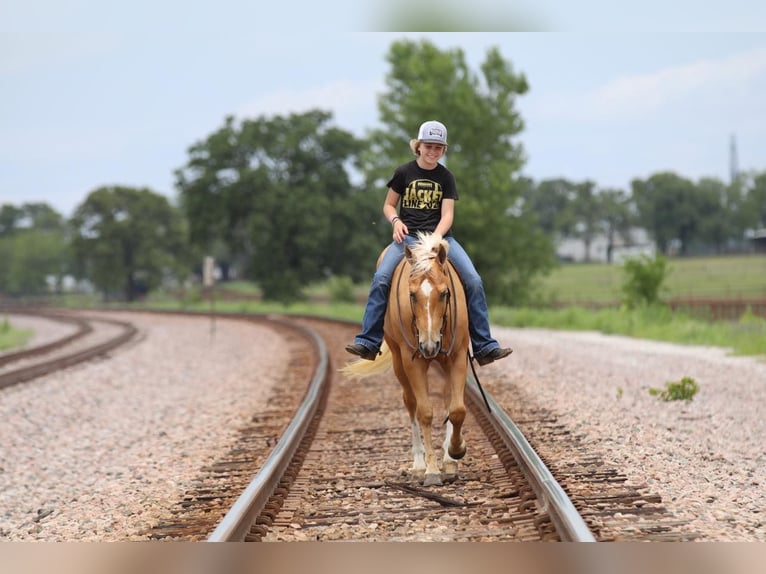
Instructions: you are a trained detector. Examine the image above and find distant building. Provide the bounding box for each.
[556,228,656,264]
[749,229,766,254]
[45,275,94,293]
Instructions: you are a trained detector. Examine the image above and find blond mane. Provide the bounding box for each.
[409,232,449,277]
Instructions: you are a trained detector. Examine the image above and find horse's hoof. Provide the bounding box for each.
[442,473,458,484]
[409,467,426,478]
[423,473,442,487]
[448,445,466,460]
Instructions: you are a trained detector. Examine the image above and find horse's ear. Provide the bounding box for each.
[437,243,448,265]
[405,244,417,265]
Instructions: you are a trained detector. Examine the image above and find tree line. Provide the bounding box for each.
[524,171,766,261]
[2,40,765,305]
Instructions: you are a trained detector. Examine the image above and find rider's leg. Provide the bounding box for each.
[349,240,407,355]
[445,237,511,362]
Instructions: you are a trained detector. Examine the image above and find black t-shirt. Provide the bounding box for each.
[386,160,459,236]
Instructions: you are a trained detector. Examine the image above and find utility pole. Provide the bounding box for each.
[729,133,739,184]
[203,255,216,340]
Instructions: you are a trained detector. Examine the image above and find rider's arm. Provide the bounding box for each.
[383,189,408,243]
[382,189,400,222]
[434,198,454,239]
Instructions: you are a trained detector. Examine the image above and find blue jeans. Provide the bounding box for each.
[353,235,501,357]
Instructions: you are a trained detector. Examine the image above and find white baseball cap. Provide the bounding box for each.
[416,120,447,145]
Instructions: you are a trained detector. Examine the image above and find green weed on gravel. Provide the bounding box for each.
[649,376,700,402]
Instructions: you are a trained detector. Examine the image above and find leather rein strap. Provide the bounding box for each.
[393,256,493,416]
[393,258,459,359]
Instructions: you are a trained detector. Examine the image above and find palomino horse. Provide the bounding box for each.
[342,232,470,486]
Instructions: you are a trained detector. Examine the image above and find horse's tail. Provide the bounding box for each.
[339,341,392,379]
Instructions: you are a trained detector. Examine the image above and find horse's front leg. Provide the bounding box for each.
[442,420,464,477]
[410,418,426,474]
[391,345,427,476]
[442,363,467,477]
[405,365,441,486]
[415,401,441,486]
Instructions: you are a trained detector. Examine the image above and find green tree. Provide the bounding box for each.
[570,180,602,262]
[0,202,64,236]
[743,171,766,230]
[366,39,554,304]
[631,172,698,255]
[599,188,633,263]
[176,111,380,302]
[3,231,68,295]
[19,202,65,233]
[0,239,9,291]
[694,176,745,253]
[0,204,23,237]
[522,178,577,237]
[70,186,189,301]
[0,202,69,296]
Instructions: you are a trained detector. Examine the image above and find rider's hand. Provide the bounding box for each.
[393,219,408,243]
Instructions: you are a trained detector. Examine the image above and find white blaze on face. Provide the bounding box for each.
[420,279,434,340]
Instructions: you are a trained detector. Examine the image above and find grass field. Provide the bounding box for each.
[5,254,765,359]
[144,294,765,359]
[0,316,32,351]
[538,254,766,304]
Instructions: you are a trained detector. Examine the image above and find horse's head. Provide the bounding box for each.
[404,233,452,360]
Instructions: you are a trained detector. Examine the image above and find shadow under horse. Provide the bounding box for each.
[342,232,470,486]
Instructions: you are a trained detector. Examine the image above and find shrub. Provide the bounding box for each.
[649,376,699,402]
[327,275,356,304]
[621,254,668,309]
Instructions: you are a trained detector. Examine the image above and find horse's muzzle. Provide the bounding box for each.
[418,340,442,359]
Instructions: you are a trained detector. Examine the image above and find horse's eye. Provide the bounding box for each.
[440,290,450,300]
[410,293,417,302]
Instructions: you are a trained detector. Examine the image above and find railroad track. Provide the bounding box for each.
[207,317,592,542]
[140,313,692,542]
[2,308,693,541]
[0,309,138,390]
[0,312,92,368]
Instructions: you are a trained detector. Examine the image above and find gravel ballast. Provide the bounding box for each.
[485,326,765,542]
[0,312,287,541]
[0,314,763,541]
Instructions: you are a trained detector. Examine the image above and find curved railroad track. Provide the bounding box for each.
[2,308,693,542]
[0,312,92,368]
[0,309,138,390]
[137,312,689,542]
[141,311,578,542]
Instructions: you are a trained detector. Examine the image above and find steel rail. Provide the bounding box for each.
[0,316,137,390]
[466,374,597,542]
[207,317,330,542]
[207,315,594,542]
[0,310,93,367]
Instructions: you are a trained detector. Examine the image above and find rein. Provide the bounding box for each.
[393,253,493,417]
[393,257,460,360]
[441,266,460,356]
[393,259,419,354]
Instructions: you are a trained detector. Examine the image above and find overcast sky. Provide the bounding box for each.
[3,3,766,217]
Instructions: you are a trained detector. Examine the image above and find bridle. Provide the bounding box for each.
[393,252,493,416]
[393,257,460,360]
